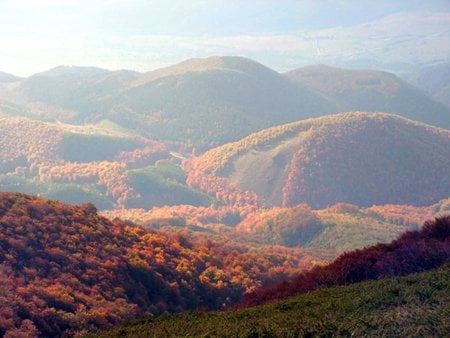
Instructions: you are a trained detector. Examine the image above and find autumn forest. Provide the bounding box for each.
[1,2,450,336]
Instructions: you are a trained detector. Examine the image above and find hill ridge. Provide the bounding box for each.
[186,112,450,208]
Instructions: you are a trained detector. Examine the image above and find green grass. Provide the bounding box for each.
[93,264,450,337]
[126,164,215,208]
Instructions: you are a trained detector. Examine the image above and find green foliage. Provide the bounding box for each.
[43,184,114,209]
[0,175,114,209]
[126,164,215,208]
[286,65,450,129]
[95,264,450,337]
[58,133,143,162]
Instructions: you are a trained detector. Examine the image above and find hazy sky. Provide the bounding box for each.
[0,0,449,76]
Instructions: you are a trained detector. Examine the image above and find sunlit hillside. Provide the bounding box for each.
[187,112,450,208]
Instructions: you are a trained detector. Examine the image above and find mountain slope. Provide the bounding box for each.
[241,215,450,307]
[285,65,450,129]
[405,62,450,108]
[0,116,174,208]
[186,112,450,208]
[0,71,21,83]
[108,56,336,150]
[95,264,450,338]
[19,66,140,122]
[0,192,307,337]
[97,216,450,338]
[5,57,450,151]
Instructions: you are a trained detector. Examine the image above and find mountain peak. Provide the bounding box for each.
[0,71,22,83]
[131,56,277,87]
[31,65,110,78]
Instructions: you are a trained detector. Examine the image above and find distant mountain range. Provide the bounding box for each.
[286,65,450,128]
[187,112,450,208]
[0,71,22,83]
[404,62,450,108]
[1,56,449,151]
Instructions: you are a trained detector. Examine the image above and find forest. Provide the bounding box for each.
[0,16,449,335]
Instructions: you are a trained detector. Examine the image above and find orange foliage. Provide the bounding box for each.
[0,192,322,336]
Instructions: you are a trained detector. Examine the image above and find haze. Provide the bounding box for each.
[1,0,449,76]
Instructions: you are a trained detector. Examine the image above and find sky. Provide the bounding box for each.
[0,0,449,76]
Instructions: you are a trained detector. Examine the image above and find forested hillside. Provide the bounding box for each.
[97,265,450,338]
[241,215,450,307]
[2,57,449,152]
[286,65,450,128]
[0,192,320,337]
[0,117,213,209]
[186,112,450,208]
[96,220,450,337]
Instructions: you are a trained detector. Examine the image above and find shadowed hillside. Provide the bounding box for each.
[19,66,140,122]
[405,62,450,108]
[285,65,450,129]
[108,56,337,150]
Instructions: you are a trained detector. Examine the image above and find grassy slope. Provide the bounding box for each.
[95,264,450,338]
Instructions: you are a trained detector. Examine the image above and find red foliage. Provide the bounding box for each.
[0,192,311,336]
[184,155,261,212]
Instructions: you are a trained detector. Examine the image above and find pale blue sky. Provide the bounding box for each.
[0,0,449,76]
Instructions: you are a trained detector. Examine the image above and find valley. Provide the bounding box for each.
[0,55,449,337]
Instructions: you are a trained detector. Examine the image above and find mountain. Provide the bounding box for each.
[107,56,336,150]
[285,65,450,129]
[11,57,338,150]
[19,66,140,122]
[0,192,307,337]
[404,62,450,108]
[97,218,450,338]
[297,12,450,73]
[0,116,211,209]
[186,112,450,209]
[5,57,450,151]
[0,71,21,83]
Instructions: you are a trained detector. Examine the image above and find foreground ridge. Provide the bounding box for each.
[94,264,450,337]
